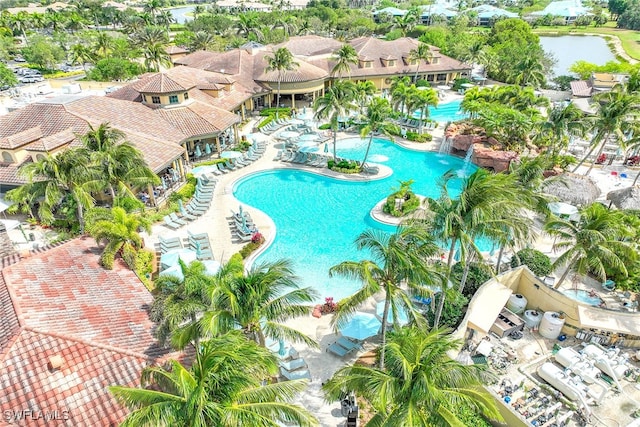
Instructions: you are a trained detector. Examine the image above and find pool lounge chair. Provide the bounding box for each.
[327,342,353,357]
[336,337,362,352]
[280,366,311,381]
[163,215,182,230]
[168,213,188,226]
[178,209,198,222]
[159,236,182,252]
[280,358,307,372]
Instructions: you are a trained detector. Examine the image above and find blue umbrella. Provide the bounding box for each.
[194,240,202,258]
[324,143,329,153]
[171,168,179,182]
[339,312,381,340]
[178,199,187,215]
[239,205,244,217]
[221,150,243,159]
[195,145,202,157]
[160,248,198,269]
[159,264,184,282]
[278,339,287,356]
[375,301,408,325]
[205,143,212,155]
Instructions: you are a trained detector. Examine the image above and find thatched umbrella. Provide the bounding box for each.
[606,185,640,210]
[541,173,601,206]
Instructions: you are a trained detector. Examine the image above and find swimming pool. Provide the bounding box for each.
[413,99,468,123]
[562,289,604,307]
[234,138,483,302]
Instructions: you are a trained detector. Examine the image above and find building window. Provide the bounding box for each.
[184,92,189,100]
[432,57,439,64]
[1,151,13,163]
[151,96,161,104]
[436,73,447,81]
[426,74,434,82]
[169,95,179,104]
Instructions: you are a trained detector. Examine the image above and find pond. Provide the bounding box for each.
[539,35,617,77]
[168,6,194,24]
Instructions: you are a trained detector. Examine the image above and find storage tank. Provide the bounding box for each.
[555,347,601,384]
[537,362,583,401]
[523,310,543,330]
[507,294,528,314]
[539,312,566,340]
[582,345,629,380]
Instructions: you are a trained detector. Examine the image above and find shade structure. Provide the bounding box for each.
[548,201,579,217]
[194,145,202,157]
[160,248,198,269]
[375,301,409,325]
[0,196,12,213]
[220,150,243,159]
[542,173,601,206]
[205,143,212,155]
[280,131,300,139]
[298,133,319,142]
[607,185,640,210]
[339,312,381,340]
[202,259,221,275]
[159,264,184,282]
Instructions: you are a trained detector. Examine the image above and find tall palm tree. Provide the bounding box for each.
[545,202,634,289]
[155,10,174,37]
[314,80,357,161]
[389,76,411,117]
[69,43,95,73]
[535,103,588,159]
[408,42,433,83]
[7,149,95,231]
[330,44,358,79]
[353,80,376,115]
[265,47,298,120]
[359,97,392,168]
[329,225,442,369]
[86,206,151,269]
[392,8,418,37]
[143,42,172,71]
[150,259,241,347]
[426,169,530,328]
[94,31,113,58]
[323,327,501,426]
[79,123,158,201]
[573,87,640,175]
[406,86,438,132]
[512,53,547,88]
[9,11,30,45]
[189,31,215,51]
[176,260,318,350]
[143,0,163,19]
[111,331,319,427]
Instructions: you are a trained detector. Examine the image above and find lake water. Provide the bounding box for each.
[539,35,616,77]
[168,6,194,24]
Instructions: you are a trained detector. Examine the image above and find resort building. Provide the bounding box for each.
[467,4,519,25]
[570,72,628,97]
[419,4,458,24]
[0,237,174,426]
[530,0,591,23]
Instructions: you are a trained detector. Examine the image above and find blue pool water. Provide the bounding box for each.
[234,138,482,302]
[413,99,468,123]
[562,289,604,307]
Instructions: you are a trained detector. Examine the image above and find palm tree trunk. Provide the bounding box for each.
[633,169,640,186]
[495,245,505,275]
[361,135,373,169]
[76,203,85,233]
[434,239,457,328]
[573,133,605,173]
[584,139,608,176]
[553,253,580,289]
[379,296,390,370]
[109,184,116,201]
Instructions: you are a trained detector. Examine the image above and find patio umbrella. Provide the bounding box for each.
[178,199,187,216]
[324,143,329,153]
[278,339,287,356]
[205,143,212,155]
[220,150,243,159]
[541,173,601,206]
[161,176,167,191]
[202,259,221,275]
[193,240,202,258]
[607,185,640,210]
[159,264,184,282]
[194,145,202,157]
[548,201,579,217]
[375,301,409,325]
[339,312,381,340]
[171,168,179,182]
[160,248,198,269]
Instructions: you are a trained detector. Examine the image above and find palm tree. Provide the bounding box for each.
[329,225,442,369]
[545,202,634,289]
[573,87,640,175]
[353,80,376,115]
[94,31,113,58]
[9,11,30,45]
[359,97,392,168]
[406,86,438,133]
[408,42,433,83]
[7,149,95,231]
[512,53,547,88]
[426,169,530,328]
[176,260,318,350]
[150,259,241,347]
[155,10,174,37]
[143,0,163,19]
[330,44,358,79]
[79,123,158,201]
[69,43,94,73]
[265,47,298,120]
[392,8,418,37]
[235,12,263,41]
[535,103,588,159]
[314,80,357,161]
[86,206,151,269]
[189,31,215,51]
[193,4,205,19]
[143,42,172,71]
[323,327,501,426]
[389,76,412,117]
[111,331,319,427]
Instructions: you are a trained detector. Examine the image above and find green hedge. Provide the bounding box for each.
[328,159,360,174]
[259,107,292,117]
[169,174,197,203]
[511,248,552,277]
[383,192,420,217]
[406,130,433,142]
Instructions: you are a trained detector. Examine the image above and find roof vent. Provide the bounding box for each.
[48,355,64,372]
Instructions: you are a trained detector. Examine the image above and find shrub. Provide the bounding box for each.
[320,297,337,314]
[452,78,472,91]
[327,159,360,174]
[382,179,420,217]
[239,233,265,259]
[318,123,331,130]
[227,253,245,274]
[451,262,493,299]
[426,290,468,329]
[405,130,432,142]
[510,248,552,277]
[135,249,155,290]
[169,174,196,203]
[259,107,292,117]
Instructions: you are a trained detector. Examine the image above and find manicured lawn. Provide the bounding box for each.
[534,23,640,61]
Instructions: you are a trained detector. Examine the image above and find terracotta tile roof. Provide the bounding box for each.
[0,158,29,185]
[106,85,143,102]
[1,237,167,357]
[570,80,593,97]
[26,129,78,152]
[274,35,343,57]
[132,73,193,93]
[0,104,88,145]
[255,55,328,83]
[176,49,243,75]
[157,101,241,137]
[166,45,189,55]
[0,126,43,149]
[0,272,19,352]
[0,329,147,427]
